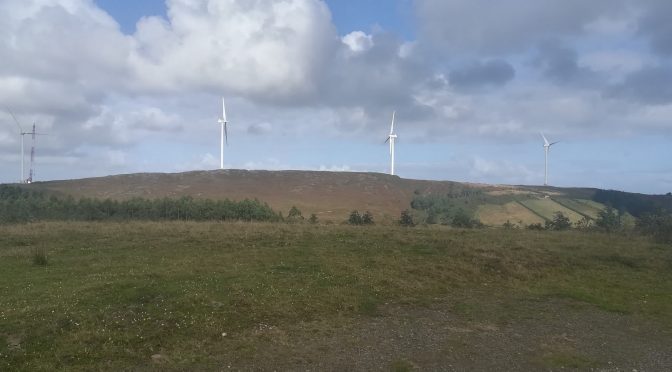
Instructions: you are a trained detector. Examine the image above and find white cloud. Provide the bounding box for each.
[469,156,536,184]
[319,164,352,172]
[342,31,373,52]
[129,0,338,100]
[580,50,648,76]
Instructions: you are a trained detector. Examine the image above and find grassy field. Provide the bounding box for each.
[475,201,545,226]
[517,198,586,223]
[1,222,671,370]
[552,198,604,219]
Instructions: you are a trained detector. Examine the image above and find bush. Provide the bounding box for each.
[450,209,483,229]
[636,211,672,243]
[287,206,303,221]
[348,210,363,225]
[362,211,374,225]
[308,214,318,224]
[526,223,544,231]
[32,247,48,266]
[575,216,593,230]
[502,220,516,229]
[399,210,415,227]
[595,206,621,232]
[545,212,572,231]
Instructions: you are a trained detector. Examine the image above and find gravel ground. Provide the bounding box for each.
[224,296,672,371]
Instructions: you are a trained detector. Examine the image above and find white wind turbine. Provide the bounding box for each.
[217,98,229,170]
[7,109,30,183]
[384,111,398,175]
[541,132,559,186]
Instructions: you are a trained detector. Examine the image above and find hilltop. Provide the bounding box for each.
[18,170,672,225]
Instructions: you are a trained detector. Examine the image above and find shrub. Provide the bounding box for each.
[545,212,572,231]
[308,214,318,224]
[32,247,48,266]
[595,206,621,232]
[526,223,544,231]
[399,210,415,227]
[348,210,363,225]
[636,211,672,243]
[287,206,303,221]
[362,211,374,225]
[450,209,483,229]
[502,220,516,229]
[575,216,593,230]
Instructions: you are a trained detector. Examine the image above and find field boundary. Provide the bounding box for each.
[551,198,593,220]
[515,199,550,222]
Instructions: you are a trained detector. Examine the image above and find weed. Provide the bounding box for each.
[539,351,601,369]
[390,359,414,372]
[32,247,48,266]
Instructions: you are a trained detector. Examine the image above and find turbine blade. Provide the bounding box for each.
[6,108,23,132]
[224,123,228,145]
[384,137,390,144]
[550,141,560,146]
[222,98,227,122]
[390,111,396,134]
[540,132,549,146]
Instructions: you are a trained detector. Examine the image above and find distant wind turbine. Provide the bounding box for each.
[7,109,29,183]
[7,109,45,183]
[541,132,559,186]
[384,111,398,176]
[217,98,229,170]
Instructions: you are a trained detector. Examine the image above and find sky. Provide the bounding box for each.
[1,0,671,194]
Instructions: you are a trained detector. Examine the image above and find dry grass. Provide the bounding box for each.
[476,201,546,226]
[518,198,585,222]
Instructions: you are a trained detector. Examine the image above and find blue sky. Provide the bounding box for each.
[1,0,671,194]
[95,0,414,37]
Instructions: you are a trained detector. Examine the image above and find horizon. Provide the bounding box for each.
[1,1,671,194]
[4,168,665,196]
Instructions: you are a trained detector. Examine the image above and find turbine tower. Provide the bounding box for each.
[27,123,37,184]
[217,98,228,170]
[384,111,398,175]
[541,133,559,186]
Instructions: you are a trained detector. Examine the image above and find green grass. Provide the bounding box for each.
[537,350,601,369]
[518,198,585,222]
[553,198,604,219]
[1,222,671,370]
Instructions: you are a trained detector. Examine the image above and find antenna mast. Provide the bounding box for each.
[27,123,36,183]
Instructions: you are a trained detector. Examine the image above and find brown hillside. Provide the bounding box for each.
[27,170,483,222]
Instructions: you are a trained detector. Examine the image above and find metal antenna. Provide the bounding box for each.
[27,123,36,183]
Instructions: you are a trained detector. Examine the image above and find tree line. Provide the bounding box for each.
[0,185,280,223]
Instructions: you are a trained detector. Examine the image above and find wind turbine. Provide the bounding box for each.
[384,111,398,175]
[7,109,30,183]
[217,98,228,170]
[541,132,559,186]
[7,108,47,183]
